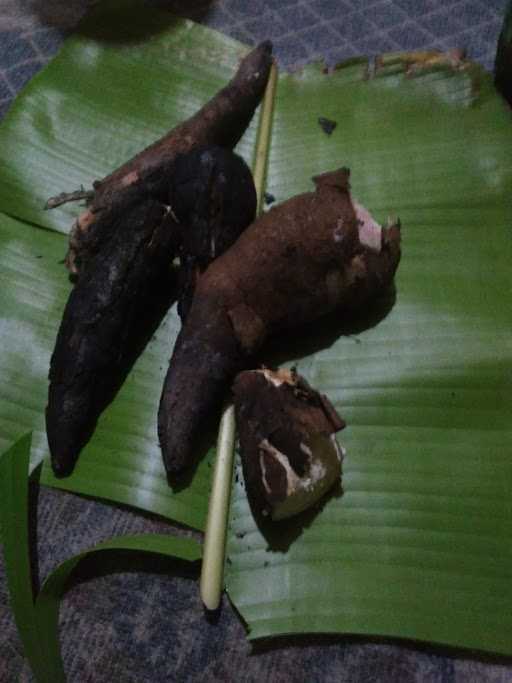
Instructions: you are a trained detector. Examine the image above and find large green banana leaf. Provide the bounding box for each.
[0,0,511,658]
[226,57,512,653]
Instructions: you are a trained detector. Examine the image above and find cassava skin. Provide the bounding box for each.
[59,41,273,280]
[233,368,345,520]
[171,147,257,321]
[47,148,257,477]
[47,200,178,476]
[158,168,401,476]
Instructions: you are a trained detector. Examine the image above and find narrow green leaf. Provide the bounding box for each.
[34,533,201,682]
[0,434,201,682]
[0,433,47,680]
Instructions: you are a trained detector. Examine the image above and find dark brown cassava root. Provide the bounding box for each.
[46,41,273,280]
[47,147,257,477]
[47,199,178,476]
[233,368,345,520]
[158,168,401,476]
[171,147,257,322]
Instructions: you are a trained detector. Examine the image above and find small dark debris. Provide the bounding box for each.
[318,116,337,136]
[264,560,269,567]
[236,531,245,539]
[264,192,275,205]
[226,556,232,565]
[35,255,42,259]
[451,391,456,398]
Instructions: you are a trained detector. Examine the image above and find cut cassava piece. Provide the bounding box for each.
[47,147,258,477]
[158,168,401,476]
[233,368,345,520]
[46,41,273,280]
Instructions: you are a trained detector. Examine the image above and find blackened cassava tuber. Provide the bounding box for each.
[47,200,179,476]
[158,167,401,476]
[46,42,273,281]
[233,368,345,520]
[170,147,257,321]
[47,146,258,477]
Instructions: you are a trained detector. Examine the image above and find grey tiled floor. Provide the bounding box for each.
[0,0,508,119]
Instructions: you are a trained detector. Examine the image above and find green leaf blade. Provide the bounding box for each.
[34,532,201,682]
[226,56,512,655]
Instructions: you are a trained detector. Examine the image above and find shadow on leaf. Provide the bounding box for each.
[260,284,397,369]
[251,481,344,553]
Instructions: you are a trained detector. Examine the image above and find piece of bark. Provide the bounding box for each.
[47,199,179,476]
[158,167,401,476]
[50,41,273,280]
[233,368,345,520]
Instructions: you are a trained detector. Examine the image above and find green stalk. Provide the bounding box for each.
[199,62,278,610]
[199,403,236,610]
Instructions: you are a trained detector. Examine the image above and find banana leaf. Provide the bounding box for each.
[225,56,512,654]
[0,0,511,657]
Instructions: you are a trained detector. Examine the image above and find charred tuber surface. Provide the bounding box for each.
[233,368,345,520]
[53,42,273,280]
[47,200,179,476]
[159,167,401,476]
[170,146,257,321]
